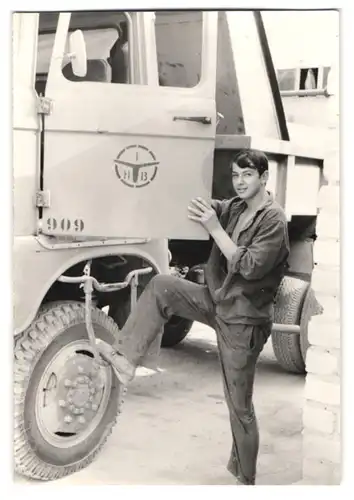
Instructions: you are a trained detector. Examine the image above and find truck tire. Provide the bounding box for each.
[161,316,194,348]
[271,276,310,374]
[299,287,323,363]
[14,301,124,481]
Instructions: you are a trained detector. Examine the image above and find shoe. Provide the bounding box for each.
[235,478,248,485]
[96,340,136,386]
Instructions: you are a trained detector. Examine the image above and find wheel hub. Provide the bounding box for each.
[56,355,105,432]
[68,378,92,407]
[35,338,114,448]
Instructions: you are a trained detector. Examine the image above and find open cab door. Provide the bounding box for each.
[39,11,218,240]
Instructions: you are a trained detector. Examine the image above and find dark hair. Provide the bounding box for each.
[231,149,269,176]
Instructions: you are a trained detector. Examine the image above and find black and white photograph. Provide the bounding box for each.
[7,1,347,494]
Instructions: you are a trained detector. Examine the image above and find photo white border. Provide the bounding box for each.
[2,1,352,499]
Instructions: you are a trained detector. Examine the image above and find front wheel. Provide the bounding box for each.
[14,301,124,481]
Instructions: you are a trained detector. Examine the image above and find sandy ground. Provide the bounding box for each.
[14,322,305,486]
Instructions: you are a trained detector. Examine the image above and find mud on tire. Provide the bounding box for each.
[14,301,124,481]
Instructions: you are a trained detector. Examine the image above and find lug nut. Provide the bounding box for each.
[64,415,73,424]
[78,416,86,424]
[74,408,80,415]
[91,404,98,411]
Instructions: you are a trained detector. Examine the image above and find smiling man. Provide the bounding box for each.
[98,149,290,485]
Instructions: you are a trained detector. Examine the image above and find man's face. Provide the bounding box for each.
[231,163,268,200]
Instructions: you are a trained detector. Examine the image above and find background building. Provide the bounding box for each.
[264,10,340,484]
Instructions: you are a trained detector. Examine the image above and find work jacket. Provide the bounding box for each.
[204,193,290,324]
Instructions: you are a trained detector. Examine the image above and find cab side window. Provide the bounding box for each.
[36,11,132,93]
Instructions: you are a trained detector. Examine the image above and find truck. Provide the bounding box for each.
[13,10,325,481]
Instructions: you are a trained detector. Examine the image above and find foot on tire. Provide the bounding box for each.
[96,340,136,386]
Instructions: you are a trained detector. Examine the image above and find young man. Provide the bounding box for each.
[98,149,290,485]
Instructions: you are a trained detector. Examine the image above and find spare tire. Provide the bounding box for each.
[271,276,310,374]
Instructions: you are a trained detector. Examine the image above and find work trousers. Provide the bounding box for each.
[113,274,271,485]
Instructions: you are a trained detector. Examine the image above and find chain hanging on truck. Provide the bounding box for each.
[57,263,153,371]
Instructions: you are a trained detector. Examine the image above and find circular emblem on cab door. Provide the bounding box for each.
[114,144,159,188]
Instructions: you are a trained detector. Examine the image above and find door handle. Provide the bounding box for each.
[173,116,212,125]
